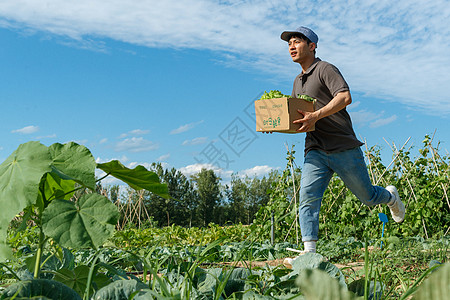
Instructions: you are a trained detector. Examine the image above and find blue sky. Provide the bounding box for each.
[1,0,449,185]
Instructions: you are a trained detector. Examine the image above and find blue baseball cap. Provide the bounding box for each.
[281,26,319,45]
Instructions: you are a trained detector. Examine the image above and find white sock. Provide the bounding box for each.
[304,241,317,253]
[388,193,396,206]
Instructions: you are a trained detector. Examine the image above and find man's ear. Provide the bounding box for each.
[309,42,317,52]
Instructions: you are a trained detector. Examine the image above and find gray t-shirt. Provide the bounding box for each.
[291,58,363,155]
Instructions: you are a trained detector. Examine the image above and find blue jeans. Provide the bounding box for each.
[299,147,391,242]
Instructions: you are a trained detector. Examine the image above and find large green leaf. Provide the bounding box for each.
[42,193,120,249]
[296,269,360,300]
[197,267,223,297]
[54,265,111,296]
[0,141,52,261]
[348,279,384,300]
[48,142,96,190]
[41,172,76,203]
[413,263,449,300]
[92,279,149,300]
[97,160,169,198]
[0,279,82,300]
[25,247,76,274]
[288,253,346,288]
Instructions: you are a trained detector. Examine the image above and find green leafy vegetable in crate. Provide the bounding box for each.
[297,94,317,102]
[259,90,290,100]
[258,90,316,103]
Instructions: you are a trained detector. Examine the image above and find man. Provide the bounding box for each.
[280,26,405,263]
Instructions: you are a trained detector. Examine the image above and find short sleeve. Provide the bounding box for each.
[321,64,349,97]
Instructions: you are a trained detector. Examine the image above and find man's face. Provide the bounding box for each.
[288,36,315,63]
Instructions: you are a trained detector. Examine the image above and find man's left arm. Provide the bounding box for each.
[293,90,352,132]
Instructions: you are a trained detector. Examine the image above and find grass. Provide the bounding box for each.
[327,236,449,299]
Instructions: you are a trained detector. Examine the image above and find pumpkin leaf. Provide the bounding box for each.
[92,279,149,300]
[41,172,76,203]
[1,279,82,300]
[412,263,449,300]
[0,141,52,261]
[54,265,111,296]
[42,193,119,249]
[296,269,360,300]
[97,160,169,198]
[48,142,96,190]
[288,252,346,287]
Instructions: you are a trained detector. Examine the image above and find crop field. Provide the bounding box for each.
[0,137,449,299]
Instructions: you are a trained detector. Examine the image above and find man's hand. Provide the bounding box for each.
[293,109,319,132]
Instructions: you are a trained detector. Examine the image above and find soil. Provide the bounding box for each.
[203,258,366,271]
[219,258,287,268]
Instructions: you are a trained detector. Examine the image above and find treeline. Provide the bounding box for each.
[103,163,280,229]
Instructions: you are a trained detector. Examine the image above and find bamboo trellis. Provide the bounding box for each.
[282,133,450,242]
[98,187,152,230]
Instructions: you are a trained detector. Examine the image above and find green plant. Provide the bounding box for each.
[1,278,83,299]
[253,145,301,245]
[410,262,449,300]
[0,141,168,291]
[258,135,450,244]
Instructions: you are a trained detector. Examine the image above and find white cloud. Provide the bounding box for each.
[119,129,150,138]
[99,138,108,144]
[182,137,208,146]
[11,125,39,134]
[351,110,378,127]
[156,153,170,161]
[179,163,217,176]
[179,163,233,179]
[35,133,57,139]
[170,121,204,135]
[347,101,361,111]
[114,137,159,152]
[159,162,170,169]
[1,0,450,114]
[239,165,275,177]
[370,115,398,128]
[96,155,129,164]
[351,110,397,128]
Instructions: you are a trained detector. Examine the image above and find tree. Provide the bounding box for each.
[162,167,198,227]
[226,171,279,225]
[247,172,277,223]
[191,169,222,226]
[144,163,198,227]
[226,174,248,224]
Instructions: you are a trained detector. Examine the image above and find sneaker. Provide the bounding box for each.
[386,185,405,223]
